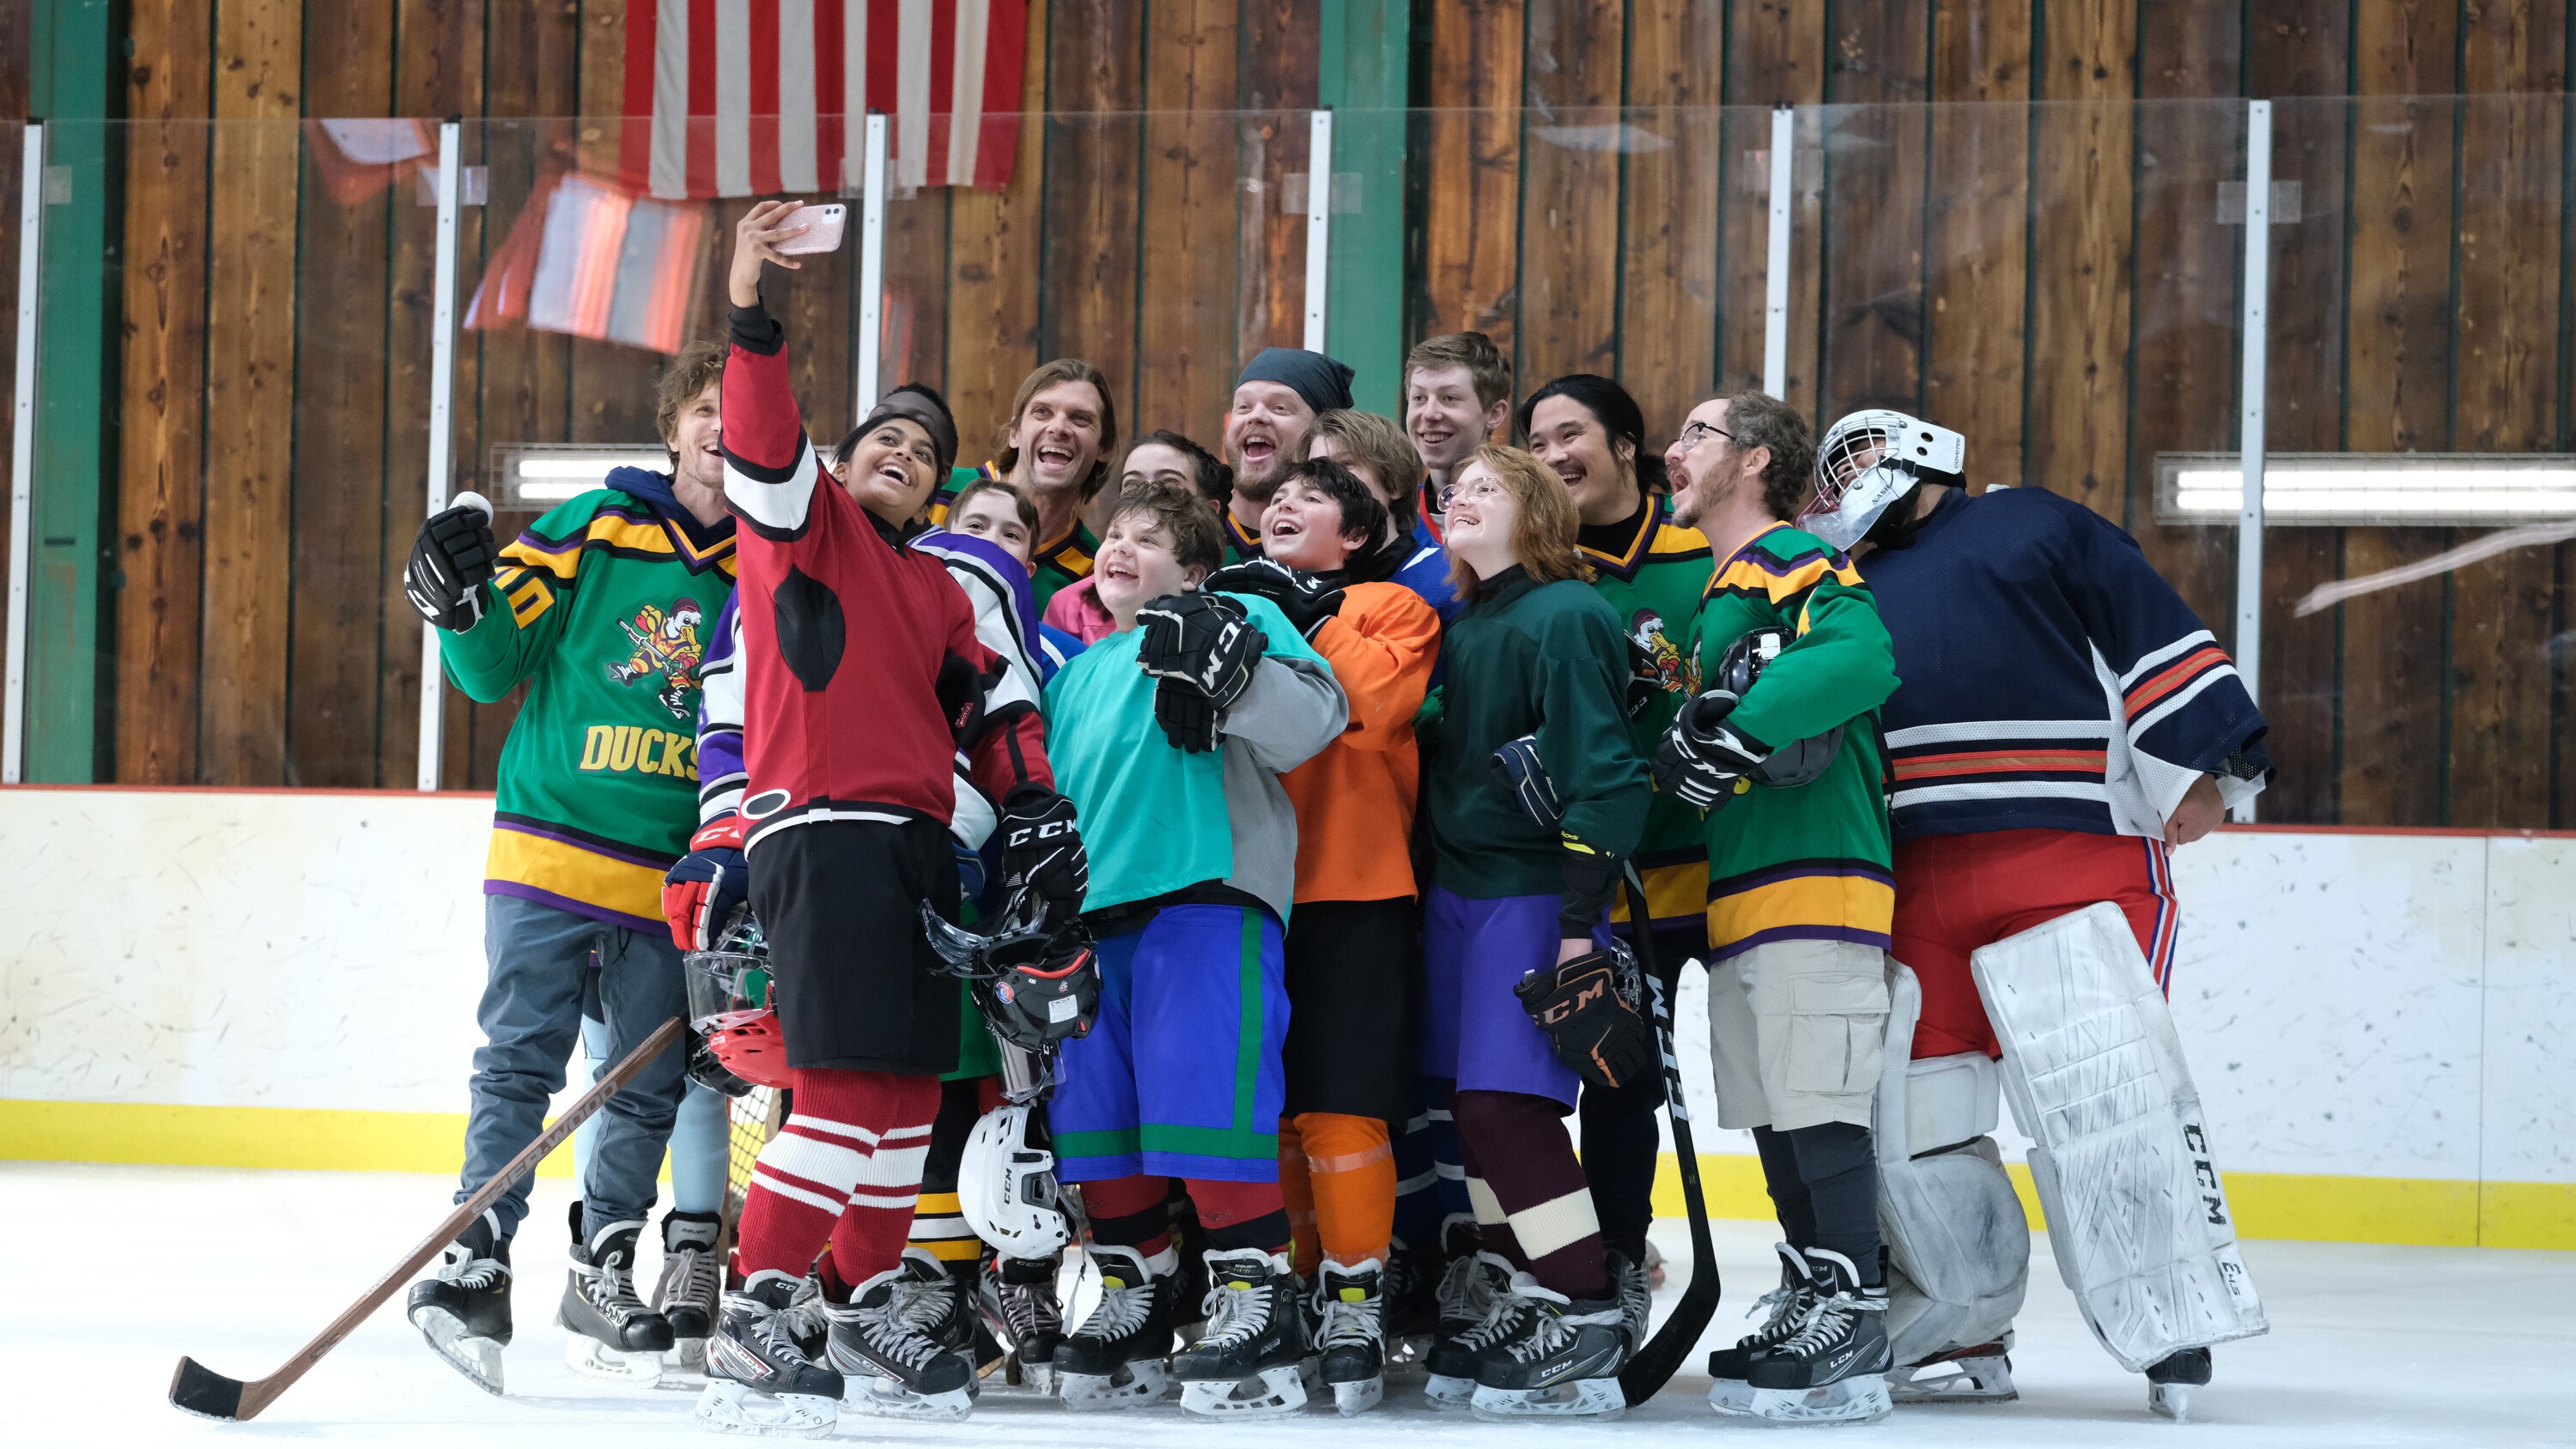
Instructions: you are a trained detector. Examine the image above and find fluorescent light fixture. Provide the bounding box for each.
[488,444,675,507]
[2154,452,2576,526]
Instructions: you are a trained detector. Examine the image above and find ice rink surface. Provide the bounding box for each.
[9,1161,2567,1449]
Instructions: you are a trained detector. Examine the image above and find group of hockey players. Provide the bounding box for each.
[397,197,2275,1435]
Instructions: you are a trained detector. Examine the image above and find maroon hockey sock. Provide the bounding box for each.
[1185,1177,1291,1255]
[1078,1173,1176,1258]
[1453,1089,1611,1301]
[732,1066,939,1290]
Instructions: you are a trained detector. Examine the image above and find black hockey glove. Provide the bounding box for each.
[1653,689,1773,810]
[1490,733,1564,830]
[1134,591,1268,709]
[1204,558,1346,640]
[404,500,501,632]
[1623,635,1663,718]
[998,786,1089,925]
[1515,943,1656,1090]
[1153,676,1221,754]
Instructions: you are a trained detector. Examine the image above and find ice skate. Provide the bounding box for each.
[652,1209,724,1377]
[696,1271,843,1439]
[1380,1233,1441,1364]
[980,1251,1066,1392]
[1422,1246,1524,1410]
[1722,1247,1893,1427]
[1468,1274,1629,1421]
[1889,1336,2017,1404]
[2147,1346,2212,1422]
[557,1209,674,1386]
[1056,1245,1177,1410]
[1314,1258,1387,1415]
[1610,1248,1651,1349]
[822,1259,979,1421]
[1707,1243,1818,1413]
[405,1209,512,1395]
[1172,1248,1311,1417]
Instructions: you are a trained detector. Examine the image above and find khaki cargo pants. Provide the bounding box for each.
[1704,939,1889,1133]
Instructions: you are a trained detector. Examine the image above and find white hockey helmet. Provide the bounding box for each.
[958,1103,1072,1260]
[1801,409,1965,550]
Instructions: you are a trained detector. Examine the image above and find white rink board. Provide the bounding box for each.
[3,788,2574,1188]
[9,1161,2573,1448]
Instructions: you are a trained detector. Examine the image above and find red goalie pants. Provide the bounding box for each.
[1890,828,2178,1061]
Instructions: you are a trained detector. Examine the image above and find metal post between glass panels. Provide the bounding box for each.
[2233,100,2271,822]
[3,125,45,786]
[416,123,463,792]
[1763,106,1792,397]
[854,113,890,418]
[1303,109,1333,352]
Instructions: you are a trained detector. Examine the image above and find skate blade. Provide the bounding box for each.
[1331,1375,1384,1416]
[1470,1376,1625,1421]
[693,1379,838,1439]
[1058,1360,1172,1411]
[2150,1382,2192,1422]
[1178,1363,1309,1418]
[1423,1372,1479,1410]
[410,1306,506,1396]
[1382,1335,1434,1383]
[672,1337,708,1376]
[1889,1355,2016,1404]
[562,1332,665,1387]
[1724,1376,1894,1426]
[845,1377,975,1421]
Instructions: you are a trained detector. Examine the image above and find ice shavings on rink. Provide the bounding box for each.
[7,1161,2566,1448]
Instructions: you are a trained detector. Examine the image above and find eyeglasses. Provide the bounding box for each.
[1449,479,1507,506]
[1674,421,1734,454]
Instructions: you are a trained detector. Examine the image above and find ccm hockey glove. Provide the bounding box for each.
[1204,558,1346,640]
[1134,591,1268,709]
[404,500,501,632]
[1515,943,1656,1090]
[1153,676,1221,754]
[999,786,1090,925]
[661,816,749,951]
[1653,689,1773,809]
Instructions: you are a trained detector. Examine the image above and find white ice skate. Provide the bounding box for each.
[1888,1337,2016,1404]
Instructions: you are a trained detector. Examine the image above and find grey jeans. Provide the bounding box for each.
[456,894,690,1243]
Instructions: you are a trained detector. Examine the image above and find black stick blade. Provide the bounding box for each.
[170,1357,246,1421]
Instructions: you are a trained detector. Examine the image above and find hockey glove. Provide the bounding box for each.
[1134,591,1268,709]
[999,786,1090,925]
[1653,689,1773,810]
[404,500,501,632]
[1490,733,1564,830]
[1204,558,1346,640]
[662,815,750,951]
[1515,943,1656,1090]
[1153,676,1221,754]
[1623,635,1665,718]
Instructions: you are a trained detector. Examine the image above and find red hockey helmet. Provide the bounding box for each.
[684,911,793,1091]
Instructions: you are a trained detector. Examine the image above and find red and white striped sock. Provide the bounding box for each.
[732,1067,941,1288]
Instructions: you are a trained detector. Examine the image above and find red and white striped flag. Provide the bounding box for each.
[619,0,1030,199]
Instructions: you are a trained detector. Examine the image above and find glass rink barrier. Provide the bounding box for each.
[4,97,2573,828]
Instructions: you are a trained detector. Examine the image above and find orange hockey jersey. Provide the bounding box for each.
[1279,581,1443,903]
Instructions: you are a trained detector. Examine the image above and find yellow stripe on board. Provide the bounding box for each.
[5,1100,590,1180]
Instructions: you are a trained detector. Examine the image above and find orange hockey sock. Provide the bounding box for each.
[1290,1111,1394,1267]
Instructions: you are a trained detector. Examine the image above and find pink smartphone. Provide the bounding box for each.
[775,203,848,255]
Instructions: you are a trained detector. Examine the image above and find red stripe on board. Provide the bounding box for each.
[748,0,782,196]
[974,0,1027,190]
[866,0,898,128]
[622,0,659,191]
[686,0,718,198]
[924,2,957,184]
[813,0,846,193]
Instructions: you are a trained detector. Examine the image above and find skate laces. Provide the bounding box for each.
[441,1244,504,1292]
[580,1241,652,1324]
[1774,1288,1885,1357]
[848,1288,948,1372]
[656,1241,721,1315]
[1194,1255,1279,1350]
[1072,1259,1155,1343]
[1454,1271,1534,1354]
[1437,1250,1509,1327]
[1315,1279,1382,1349]
[1745,1281,1814,1346]
[987,1264,1062,1339]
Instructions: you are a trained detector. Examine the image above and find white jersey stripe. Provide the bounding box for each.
[2119,628,2217,689]
[1884,718,2112,749]
[1892,780,2112,807]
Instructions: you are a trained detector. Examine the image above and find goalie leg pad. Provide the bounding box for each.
[1970,904,2267,1373]
[1874,962,2029,1371]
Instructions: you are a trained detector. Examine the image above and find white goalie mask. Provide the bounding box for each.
[1802,409,1966,550]
[958,1103,1072,1260]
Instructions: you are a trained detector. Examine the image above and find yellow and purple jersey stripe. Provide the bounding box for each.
[1704,857,1897,962]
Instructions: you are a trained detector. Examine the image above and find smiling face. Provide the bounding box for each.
[1441,460,1522,575]
[1008,379,1107,500]
[1092,509,1204,621]
[665,380,725,490]
[1120,440,1198,499]
[1527,393,1636,527]
[831,416,943,527]
[1224,380,1317,500]
[950,488,1035,567]
[1406,365,1505,482]
[1667,397,1735,529]
[1261,476,1364,573]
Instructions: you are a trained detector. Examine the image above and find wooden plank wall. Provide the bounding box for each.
[69,0,2576,828]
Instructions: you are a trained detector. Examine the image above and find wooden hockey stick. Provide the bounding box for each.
[1618,869,1722,1406]
[169,1016,686,1422]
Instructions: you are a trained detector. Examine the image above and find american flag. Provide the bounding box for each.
[620,0,1030,199]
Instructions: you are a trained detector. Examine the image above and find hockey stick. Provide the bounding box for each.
[1617,867,1721,1407]
[169,1015,687,1422]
